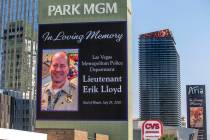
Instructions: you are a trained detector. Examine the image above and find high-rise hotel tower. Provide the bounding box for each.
[0,0,38,130]
[139,29,181,126]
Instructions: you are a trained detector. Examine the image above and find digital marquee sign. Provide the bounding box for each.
[186,85,207,140]
[36,21,127,120]
[140,29,171,39]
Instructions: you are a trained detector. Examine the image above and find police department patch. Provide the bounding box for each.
[65,94,73,103]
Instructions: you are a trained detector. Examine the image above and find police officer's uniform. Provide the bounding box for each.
[41,80,78,111]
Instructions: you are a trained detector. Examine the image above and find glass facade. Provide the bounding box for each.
[0,0,38,131]
[0,0,38,90]
[139,29,181,126]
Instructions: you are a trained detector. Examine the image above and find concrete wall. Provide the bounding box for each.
[95,134,109,140]
[36,129,88,140]
[36,121,127,140]
[36,129,110,140]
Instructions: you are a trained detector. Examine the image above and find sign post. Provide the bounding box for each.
[36,0,132,140]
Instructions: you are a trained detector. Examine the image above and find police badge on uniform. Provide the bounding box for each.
[65,94,73,103]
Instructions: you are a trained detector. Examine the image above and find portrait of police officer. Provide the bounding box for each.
[41,51,78,111]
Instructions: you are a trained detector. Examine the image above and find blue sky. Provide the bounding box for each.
[132,0,210,136]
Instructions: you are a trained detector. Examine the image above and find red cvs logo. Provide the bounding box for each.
[145,123,160,129]
[141,120,163,140]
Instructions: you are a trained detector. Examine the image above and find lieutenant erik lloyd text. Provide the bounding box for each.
[82,75,122,94]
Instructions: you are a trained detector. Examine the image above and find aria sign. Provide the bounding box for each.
[142,120,163,140]
[187,85,204,95]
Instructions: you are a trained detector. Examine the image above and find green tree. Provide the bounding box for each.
[158,134,178,140]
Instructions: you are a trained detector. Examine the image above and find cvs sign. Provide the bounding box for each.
[141,120,163,140]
